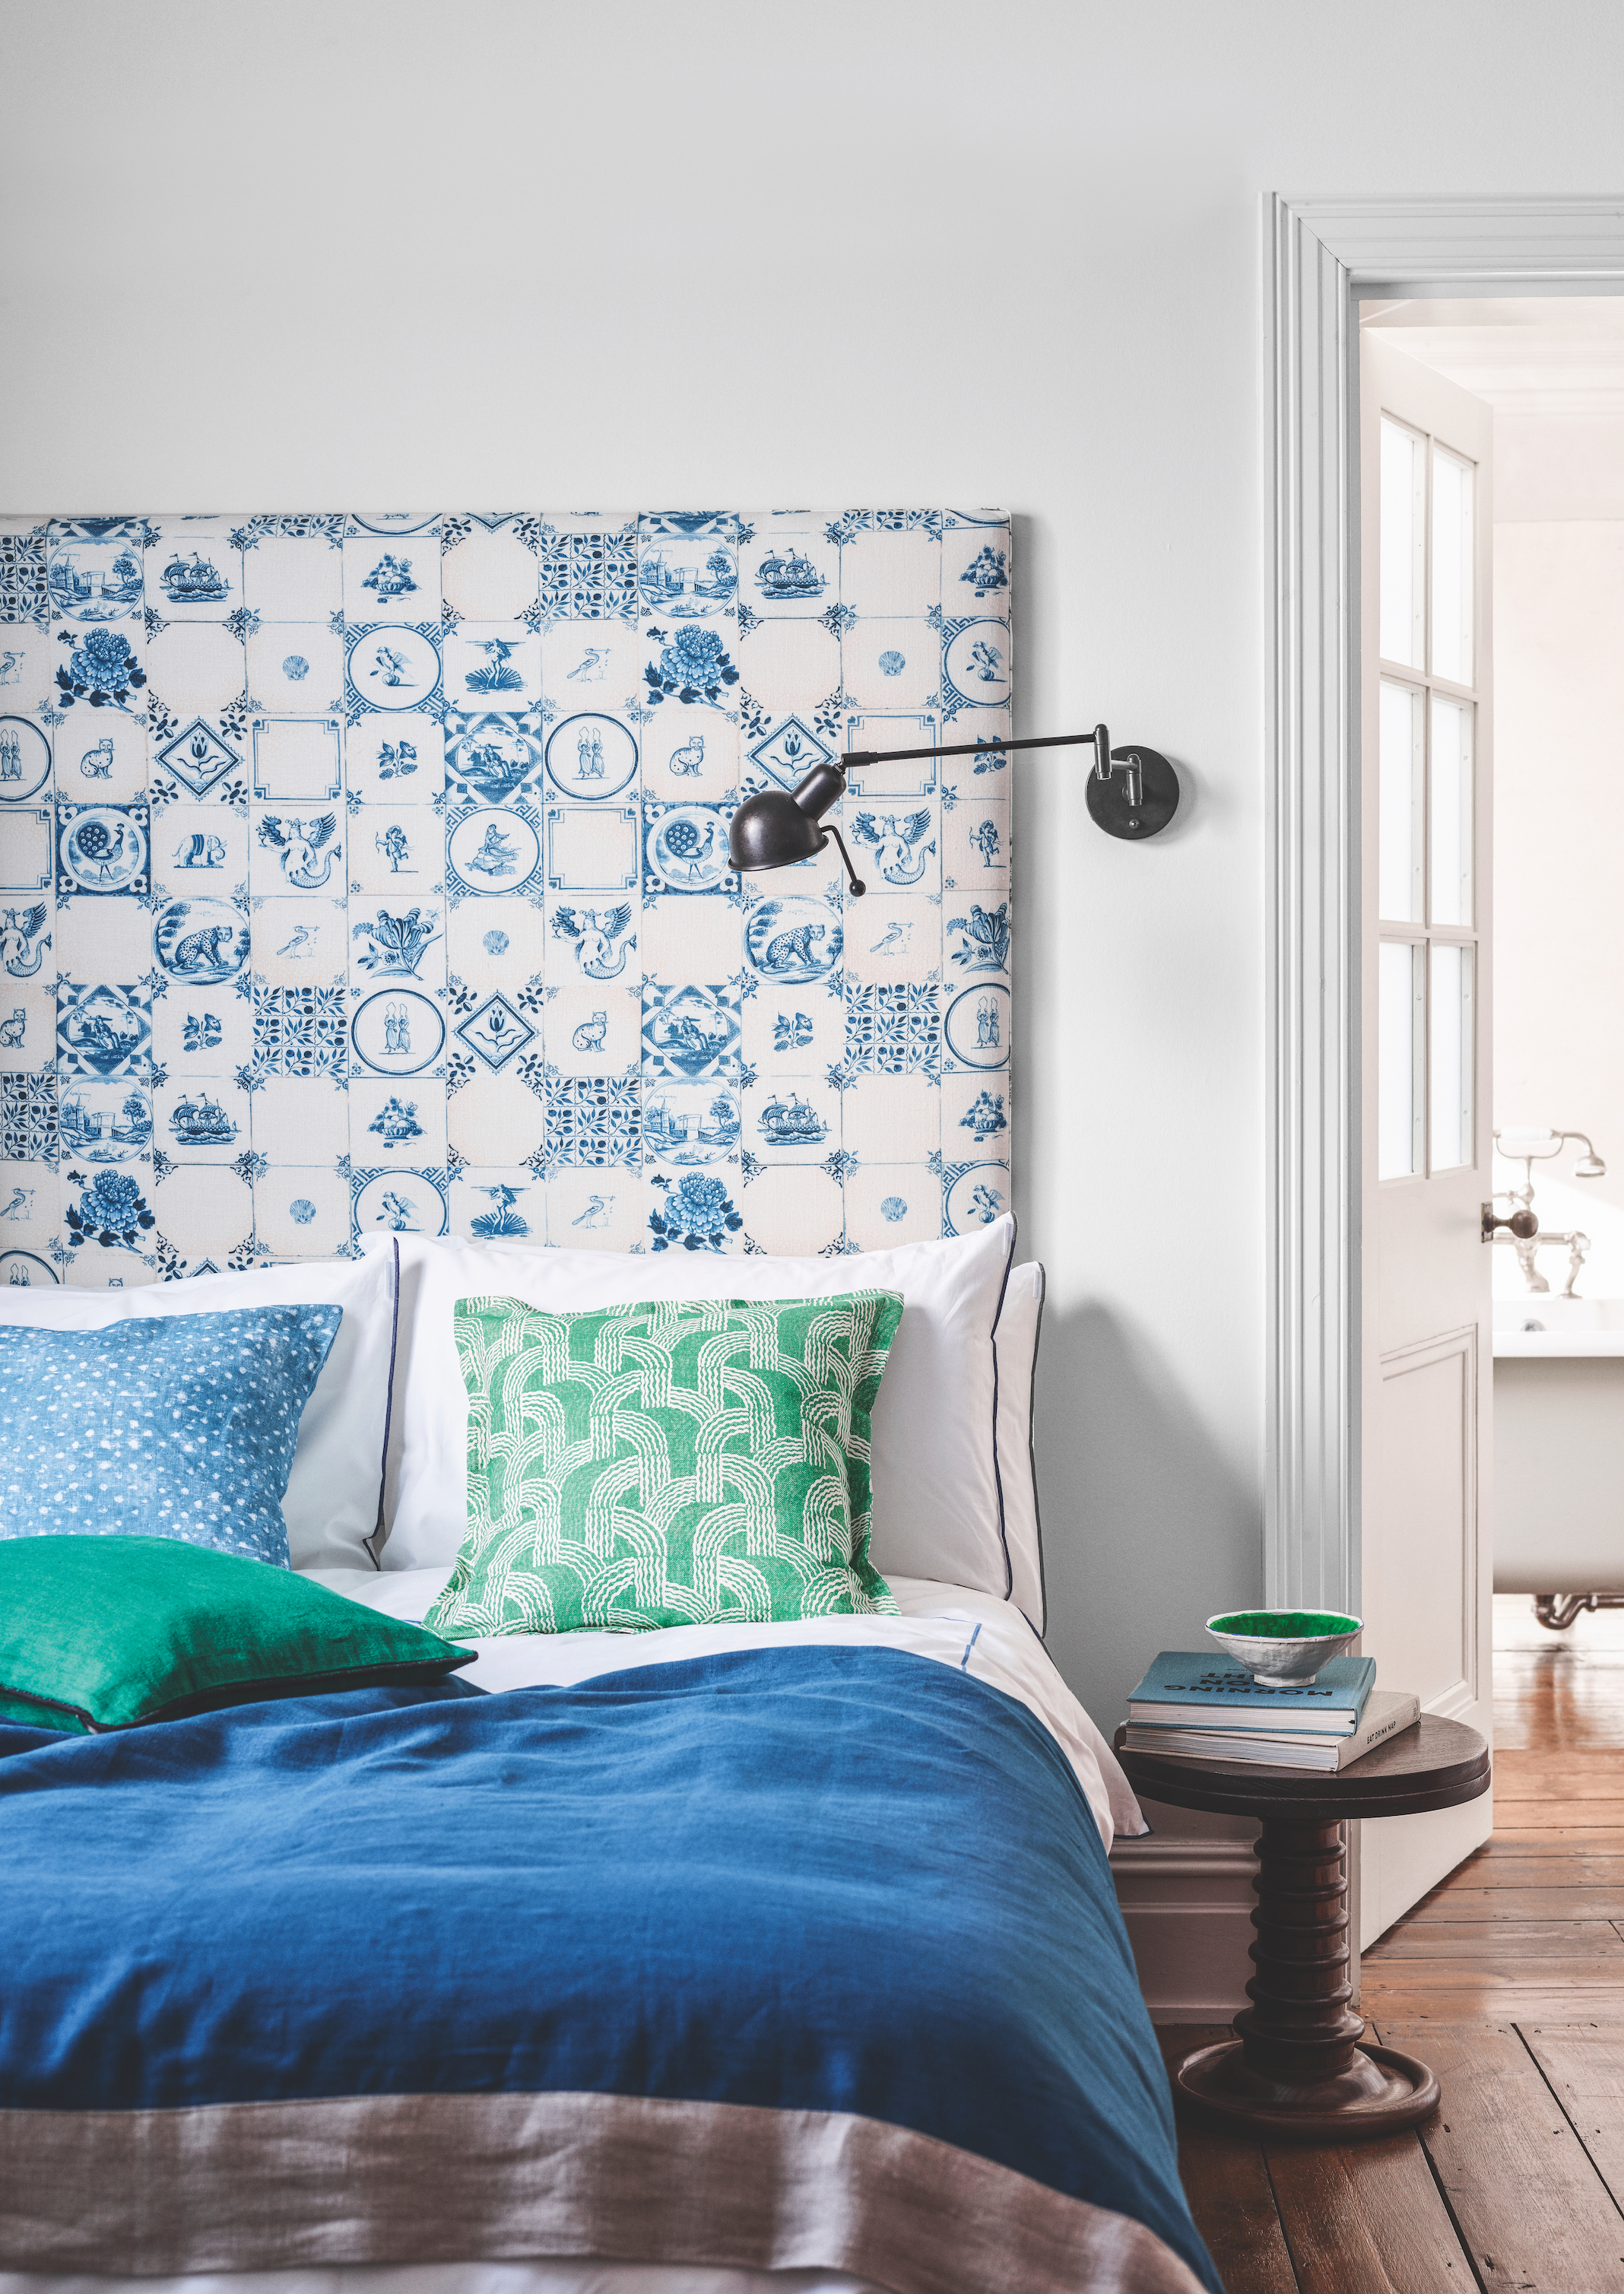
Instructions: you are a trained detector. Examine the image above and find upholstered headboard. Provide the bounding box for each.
[0,509,1011,1283]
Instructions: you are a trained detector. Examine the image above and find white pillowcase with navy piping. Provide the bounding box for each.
[366,1213,1046,1631]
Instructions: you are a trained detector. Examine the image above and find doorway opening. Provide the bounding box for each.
[1356,292,1624,1949]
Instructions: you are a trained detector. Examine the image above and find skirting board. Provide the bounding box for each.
[1110,1834,1257,2024]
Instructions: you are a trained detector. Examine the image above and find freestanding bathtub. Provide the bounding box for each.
[1495,1298,1624,1624]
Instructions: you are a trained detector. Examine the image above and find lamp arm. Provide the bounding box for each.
[821,821,867,899]
[841,725,1117,776]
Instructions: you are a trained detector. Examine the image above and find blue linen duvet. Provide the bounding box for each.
[0,1645,1218,2294]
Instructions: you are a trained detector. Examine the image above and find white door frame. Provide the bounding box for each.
[1265,196,1624,1613]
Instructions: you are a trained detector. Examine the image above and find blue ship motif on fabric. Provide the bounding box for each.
[363,554,418,603]
[947,901,1010,973]
[159,553,230,605]
[170,1091,237,1147]
[773,1011,814,1051]
[758,1090,826,1147]
[960,545,1008,597]
[851,809,934,887]
[756,547,824,601]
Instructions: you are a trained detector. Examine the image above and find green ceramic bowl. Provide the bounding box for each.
[1204,1608,1362,1685]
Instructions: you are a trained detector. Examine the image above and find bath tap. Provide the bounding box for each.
[1494,1221,1590,1296]
[1490,1128,1606,1296]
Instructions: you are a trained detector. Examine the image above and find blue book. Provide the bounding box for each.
[1127,1651,1375,1735]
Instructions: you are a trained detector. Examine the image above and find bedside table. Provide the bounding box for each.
[1113,1713,1490,2140]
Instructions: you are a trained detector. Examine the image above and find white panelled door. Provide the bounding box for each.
[1357,330,1495,1950]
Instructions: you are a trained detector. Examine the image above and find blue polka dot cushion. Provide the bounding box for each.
[0,1305,343,1568]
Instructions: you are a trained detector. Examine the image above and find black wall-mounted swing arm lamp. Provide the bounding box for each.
[727,723,1178,896]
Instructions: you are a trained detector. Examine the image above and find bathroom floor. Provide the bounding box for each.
[1170,1595,1624,2289]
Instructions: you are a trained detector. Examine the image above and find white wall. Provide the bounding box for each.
[5,0,1624,1769]
[1495,427,1624,1242]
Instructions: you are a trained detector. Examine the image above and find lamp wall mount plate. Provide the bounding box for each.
[1085,745,1181,840]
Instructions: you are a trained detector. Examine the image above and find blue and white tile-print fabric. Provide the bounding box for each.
[0,1304,341,1564]
[0,511,1012,1287]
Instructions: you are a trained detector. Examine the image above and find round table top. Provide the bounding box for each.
[1112,1712,1491,1822]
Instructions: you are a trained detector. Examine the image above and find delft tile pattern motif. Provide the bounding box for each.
[0,510,1012,1287]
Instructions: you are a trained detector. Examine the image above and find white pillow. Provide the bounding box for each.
[0,1249,398,1572]
[372,1216,1018,1598]
[996,1261,1045,1632]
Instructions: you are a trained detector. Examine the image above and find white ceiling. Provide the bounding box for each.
[1360,297,1624,415]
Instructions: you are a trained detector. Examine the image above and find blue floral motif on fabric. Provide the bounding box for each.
[643,626,739,708]
[55,630,146,711]
[649,1171,744,1252]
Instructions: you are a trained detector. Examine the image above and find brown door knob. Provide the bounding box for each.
[1483,1203,1538,1242]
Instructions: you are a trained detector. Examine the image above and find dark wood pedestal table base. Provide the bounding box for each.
[1113,1714,1490,2141]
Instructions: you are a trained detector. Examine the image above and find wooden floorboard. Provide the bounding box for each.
[1158,2028,1300,2293]
[1519,2023,1624,2215]
[1376,2020,1624,2290]
[1369,1919,1624,1959]
[1264,2136,1477,2291]
[1169,1600,1624,2286]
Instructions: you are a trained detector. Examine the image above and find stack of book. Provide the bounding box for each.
[1122,1653,1419,1771]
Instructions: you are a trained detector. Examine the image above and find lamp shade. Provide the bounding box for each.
[728,787,826,874]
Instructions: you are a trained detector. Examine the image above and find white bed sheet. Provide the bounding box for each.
[306,1568,1145,1851]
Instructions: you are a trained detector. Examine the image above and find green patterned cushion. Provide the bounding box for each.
[425,1290,904,1637]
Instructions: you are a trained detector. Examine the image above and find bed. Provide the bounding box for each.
[0,503,1217,2292]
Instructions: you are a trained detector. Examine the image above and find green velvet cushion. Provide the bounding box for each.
[426,1289,904,1638]
[0,1535,475,1733]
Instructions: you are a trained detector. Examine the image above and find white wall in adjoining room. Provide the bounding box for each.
[1495,427,1624,1239]
[5,1,1624,1804]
